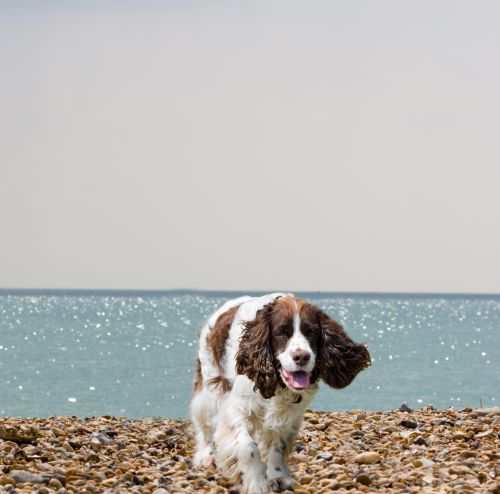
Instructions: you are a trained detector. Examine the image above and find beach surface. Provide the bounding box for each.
[0,407,498,494]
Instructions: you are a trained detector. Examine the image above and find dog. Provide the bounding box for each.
[190,293,371,494]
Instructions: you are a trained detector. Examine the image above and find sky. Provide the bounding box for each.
[1,1,499,293]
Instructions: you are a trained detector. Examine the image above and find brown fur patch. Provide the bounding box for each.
[208,376,233,393]
[193,357,203,394]
[206,304,241,392]
[236,302,279,399]
[275,295,305,316]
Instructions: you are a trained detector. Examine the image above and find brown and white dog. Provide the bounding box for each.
[191,293,371,494]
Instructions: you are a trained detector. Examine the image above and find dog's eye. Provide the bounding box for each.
[302,325,316,337]
[275,325,291,336]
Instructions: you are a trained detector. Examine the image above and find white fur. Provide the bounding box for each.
[191,293,319,494]
[276,307,316,376]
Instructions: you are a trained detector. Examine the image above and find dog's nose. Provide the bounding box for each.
[291,349,311,366]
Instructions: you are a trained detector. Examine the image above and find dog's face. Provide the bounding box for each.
[236,296,371,399]
[269,299,320,392]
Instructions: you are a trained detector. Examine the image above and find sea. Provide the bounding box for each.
[0,290,498,418]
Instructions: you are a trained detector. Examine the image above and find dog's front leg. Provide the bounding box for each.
[214,414,269,494]
[266,434,296,492]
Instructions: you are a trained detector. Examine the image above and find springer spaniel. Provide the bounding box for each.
[191,293,371,494]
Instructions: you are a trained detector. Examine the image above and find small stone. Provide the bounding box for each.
[422,474,434,485]
[427,434,440,444]
[489,484,500,494]
[459,450,476,459]
[353,452,382,464]
[51,427,65,437]
[351,430,364,439]
[399,403,414,413]
[22,445,41,456]
[299,475,313,485]
[100,478,117,487]
[48,478,63,489]
[295,442,307,453]
[9,470,45,484]
[399,430,414,439]
[434,419,454,426]
[356,474,372,486]
[99,425,118,437]
[92,432,113,445]
[474,429,493,439]
[0,476,16,486]
[452,431,468,440]
[0,425,39,444]
[153,489,169,494]
[399,419,418,429]
[90,437,102,450]
[317,451,333,461]
[392,482,407,489]
[414,458,434,469]
[472,407,499,416]
[450,465,473,475]
[332,481,354,490]
[383,426,401,433]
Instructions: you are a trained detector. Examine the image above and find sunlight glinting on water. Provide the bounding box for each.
[0,293,498,417]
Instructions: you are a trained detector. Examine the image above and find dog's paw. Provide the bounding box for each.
[193,448,216,469]
[240,477,271,494]
[269,475,296,492]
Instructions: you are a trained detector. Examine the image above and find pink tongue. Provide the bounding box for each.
[288,371,310,389]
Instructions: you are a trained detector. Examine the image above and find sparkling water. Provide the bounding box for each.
[0,290,498,418]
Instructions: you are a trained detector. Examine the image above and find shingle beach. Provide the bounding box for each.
[0,407,498,494]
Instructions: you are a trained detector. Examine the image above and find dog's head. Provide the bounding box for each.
[235,296,371,399]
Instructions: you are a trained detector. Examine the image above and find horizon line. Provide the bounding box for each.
[0,287,499,298]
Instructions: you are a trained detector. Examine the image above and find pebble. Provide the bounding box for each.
[356,473,372,485]
[434,419,455,426]
[392,482,407,489]
[353,452,382,464]
[317,451,333,461]
[351,430,364,439]
[399,418,418,429]
[475,429,494,439]
[413,457,434,469]
[48,478,63,489]
[473,408,499,416]
[9,470,46,484]
[0,425,38,444]
[0,477,16,486]
[383,426,401,433]
[91,432,113,445]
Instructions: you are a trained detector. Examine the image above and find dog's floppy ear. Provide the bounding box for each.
[236,302,278,399]
[315,308,371,388]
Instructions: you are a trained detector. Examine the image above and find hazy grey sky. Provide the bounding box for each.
[1,1,499,293]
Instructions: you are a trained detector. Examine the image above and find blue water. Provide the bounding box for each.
[0,290,498,418]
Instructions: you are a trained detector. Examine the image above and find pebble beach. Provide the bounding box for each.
[0,407,498,494]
